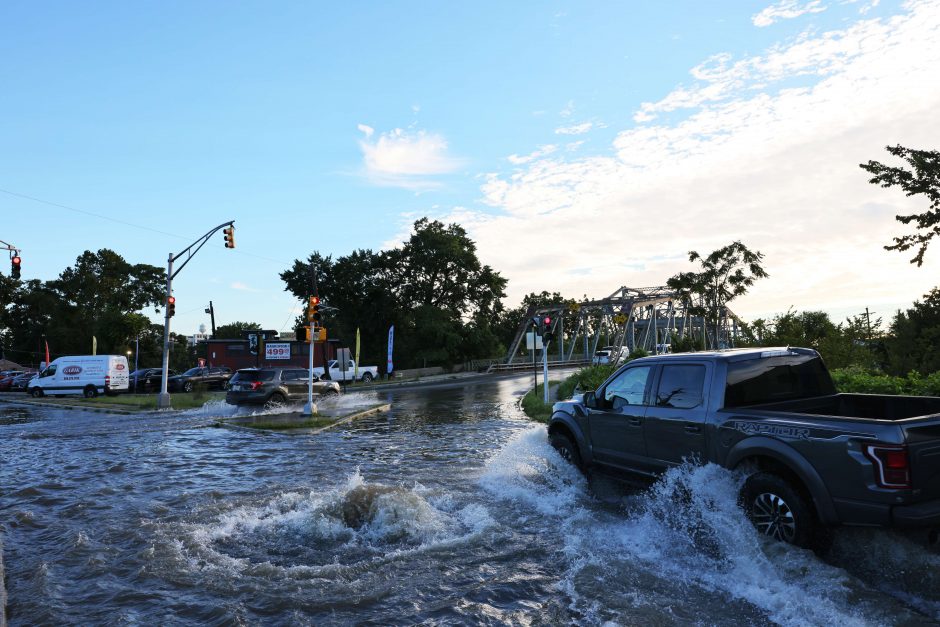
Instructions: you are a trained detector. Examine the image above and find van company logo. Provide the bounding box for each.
[62,366,82,375]
[115,363,125,370]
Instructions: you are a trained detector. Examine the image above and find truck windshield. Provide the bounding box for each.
[724,354,835,407]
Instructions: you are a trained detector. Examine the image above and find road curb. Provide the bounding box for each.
[218,403,392,435]
[0,396,139,415]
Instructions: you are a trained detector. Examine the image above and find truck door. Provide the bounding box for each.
[644,363,709,469]
[587,364,654,471]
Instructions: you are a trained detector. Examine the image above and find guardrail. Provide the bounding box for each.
[487,359,591,373]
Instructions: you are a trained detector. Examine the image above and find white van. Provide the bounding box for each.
[27,355,130,398]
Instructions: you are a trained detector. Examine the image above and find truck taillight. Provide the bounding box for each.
[863,444,911,489]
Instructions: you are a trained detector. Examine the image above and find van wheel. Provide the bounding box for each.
[740,472,824,550]
[83,386,98,398]
[30,388,43,398]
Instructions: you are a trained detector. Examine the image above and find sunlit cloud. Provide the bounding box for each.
[446,1,940,320]
[753,0,827,27]
[358,126,464,190]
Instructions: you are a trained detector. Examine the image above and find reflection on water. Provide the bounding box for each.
[2,378,940,625]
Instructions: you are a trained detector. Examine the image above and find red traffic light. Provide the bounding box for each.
[311,296,320,306]
[167,296,176,305]
[12,256,20,265]
[543,316,552,326]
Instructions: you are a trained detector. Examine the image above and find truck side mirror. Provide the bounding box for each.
[583,391,597,409]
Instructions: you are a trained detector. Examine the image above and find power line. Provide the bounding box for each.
[0,187,293,266]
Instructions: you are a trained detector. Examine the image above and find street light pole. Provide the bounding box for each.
[157,220,235,410]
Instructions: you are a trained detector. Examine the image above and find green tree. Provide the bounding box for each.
[281,218,508,370]
[667,241,768,347]
[860,145,940,266]
[213,321,262,339]
[885,288,940,375]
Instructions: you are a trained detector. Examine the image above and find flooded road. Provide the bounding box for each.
[2,376,940,625]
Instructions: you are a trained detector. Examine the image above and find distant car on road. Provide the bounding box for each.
[225,367,340,406]
[128,368,177,392]
[167,366,232,392]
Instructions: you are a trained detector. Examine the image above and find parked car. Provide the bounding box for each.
[549,347,940,549]
[167,366,232,392]
[11,372,37,391]
[128,368,177,392]
[225,367,340,406]
[592,350,612,365]
[0,373,19,391]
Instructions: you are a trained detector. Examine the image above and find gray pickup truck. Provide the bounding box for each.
[548,347,940,549]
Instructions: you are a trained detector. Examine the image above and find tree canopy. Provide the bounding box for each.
[0,249,166,367]
[281,218,507,370]
[860,145,940,266]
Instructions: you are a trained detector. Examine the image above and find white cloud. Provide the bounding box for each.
[449,1,940,321]
[358,126,463,190]
[555,122,594,135]
[753,0,827,27]
[508,144,558,165]
[560,100,575,117]
[231,282,258,292]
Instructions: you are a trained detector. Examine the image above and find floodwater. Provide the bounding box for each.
[1,376,940,626]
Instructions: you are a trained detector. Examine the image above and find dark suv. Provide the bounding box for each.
[225,367,340,406]
[167,366,232,392]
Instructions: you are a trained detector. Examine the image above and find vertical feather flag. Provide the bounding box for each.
[92,336,97,356]
[387,325,394,376]
[44,340,50,368]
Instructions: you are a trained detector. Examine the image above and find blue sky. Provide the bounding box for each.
[2,0,938,337]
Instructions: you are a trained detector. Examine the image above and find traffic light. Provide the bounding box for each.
[296,326,309,343]
[167,295,176,317]
[223,226,235,249]
[542,315,553,344]
[308,295,322,330]
[11,255,21,280]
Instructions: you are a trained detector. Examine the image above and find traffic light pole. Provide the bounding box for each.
[157,220,235,410]
[543,342,550,404]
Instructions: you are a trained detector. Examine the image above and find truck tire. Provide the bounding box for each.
[550,432,584,472]
[84,386,98,398]
[361,372,374,383]
[740,472,823,549]
[183,381,193,393]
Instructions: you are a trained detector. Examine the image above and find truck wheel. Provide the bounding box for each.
[740,472,821,549]
[83,386,98,398]
[361,372,374,383]
[549,432,584,471]
[30,387,43,398]
[183,381,193,393]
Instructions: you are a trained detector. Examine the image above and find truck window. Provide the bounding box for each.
[603,366,652,409]
[656,365,706,409]
[724,354,835,407]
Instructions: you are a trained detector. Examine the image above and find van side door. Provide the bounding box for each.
[643,362,710,469]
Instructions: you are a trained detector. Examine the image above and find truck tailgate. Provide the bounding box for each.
[902,417,940,500]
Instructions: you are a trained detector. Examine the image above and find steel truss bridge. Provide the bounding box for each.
[502,285,744,367]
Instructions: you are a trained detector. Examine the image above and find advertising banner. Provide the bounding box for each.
[387,325,394,375]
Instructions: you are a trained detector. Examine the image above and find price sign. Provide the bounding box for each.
[264,342,291,360]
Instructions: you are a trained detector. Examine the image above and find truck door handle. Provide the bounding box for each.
[628,417,642,426]
[684,425,701,434]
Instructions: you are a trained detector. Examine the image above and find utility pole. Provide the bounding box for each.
[158,221,235,409]
[205,301,216,337]
[865,307,874,342]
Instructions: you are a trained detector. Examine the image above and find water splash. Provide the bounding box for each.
[480,425,928,626]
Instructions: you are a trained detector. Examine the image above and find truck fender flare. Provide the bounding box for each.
[726,437,838,525]
[548,414,592,465]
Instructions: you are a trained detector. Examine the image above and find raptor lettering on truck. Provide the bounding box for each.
[730,421,810,440]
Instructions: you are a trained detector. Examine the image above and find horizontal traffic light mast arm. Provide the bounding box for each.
[0,239,20,255]
[169,220,234,280]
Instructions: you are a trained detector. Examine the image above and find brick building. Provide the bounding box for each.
[200,338,340,370]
